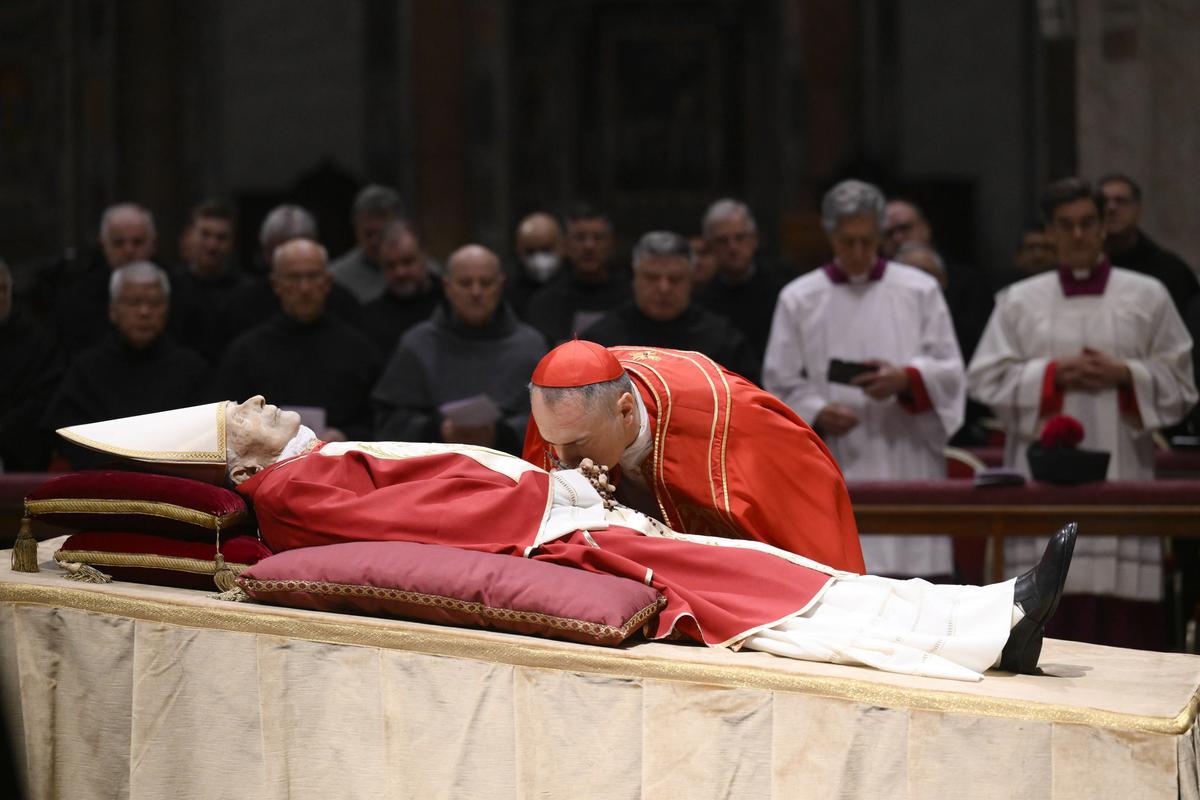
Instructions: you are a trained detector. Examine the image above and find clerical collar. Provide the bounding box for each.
[618,387,652,473]
[1056,257,1111,297]
[823,258,887,285]
[278,425,318,461]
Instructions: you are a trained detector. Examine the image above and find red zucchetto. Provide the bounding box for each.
[530,340,624,387]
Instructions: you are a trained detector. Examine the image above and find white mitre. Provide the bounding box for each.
[57,402,230,483]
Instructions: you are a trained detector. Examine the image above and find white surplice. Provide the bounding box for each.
[763,262,966,577]
[966,267,1197,600]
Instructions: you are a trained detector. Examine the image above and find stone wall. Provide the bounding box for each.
[1076,0,1200,273]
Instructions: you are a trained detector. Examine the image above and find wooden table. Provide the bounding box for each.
[849,479,1200,581]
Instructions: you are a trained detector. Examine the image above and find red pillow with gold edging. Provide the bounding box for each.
[54,531,273,591]
[26,471,249,540]
[237,541,665,646]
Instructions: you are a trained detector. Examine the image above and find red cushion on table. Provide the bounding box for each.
[26,471,249,539]
[55,531,272,591]
[238,541,665,646]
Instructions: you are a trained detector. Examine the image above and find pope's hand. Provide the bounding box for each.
[815,403,859,436]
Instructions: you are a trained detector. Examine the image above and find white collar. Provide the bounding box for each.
[618,389,653,473]
[278,425,318,461]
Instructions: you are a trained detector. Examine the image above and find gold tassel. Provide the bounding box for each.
[11,515,39,573]
[60,561,112,583]
[215,586,248,602]
[212,552,238,592]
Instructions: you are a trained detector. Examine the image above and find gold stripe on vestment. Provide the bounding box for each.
[661,350,737,529]
[621,360,676,528]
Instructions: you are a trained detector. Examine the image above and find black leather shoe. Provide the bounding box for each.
[998,522,1078,674]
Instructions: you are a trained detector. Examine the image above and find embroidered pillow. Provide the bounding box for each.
[54,531,273,591]
[26,471,249,539]
[238,541,665,646]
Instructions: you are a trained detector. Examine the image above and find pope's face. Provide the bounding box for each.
[225,396,302,484]
[530,388,637,471]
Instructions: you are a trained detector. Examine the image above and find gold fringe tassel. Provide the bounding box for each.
[215,586,248,602]
[60,561,113,583]
[11,515,39,573]
[212,553,238,592]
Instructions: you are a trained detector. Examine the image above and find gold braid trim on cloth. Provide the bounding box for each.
[53,549,254,577]
[238,577,667,644]
[0,581,1195,736]
[25,498,246,530]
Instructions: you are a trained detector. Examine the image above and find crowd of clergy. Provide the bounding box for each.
[1,175,1198,651]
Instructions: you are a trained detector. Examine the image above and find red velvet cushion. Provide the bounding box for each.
[238,541,665,646]
[55,531,273,591]
[26,471,249,539]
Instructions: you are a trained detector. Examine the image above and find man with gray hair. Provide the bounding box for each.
[54,202,160,356]
[695,198,786,359]
[45,260,209,468]
[580,231,760,383]
[330,184,406,303]
[764,179,965,581]
[1,257,63,470]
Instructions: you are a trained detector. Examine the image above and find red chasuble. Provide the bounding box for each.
[239,444,833,647]
[524,346,865,573]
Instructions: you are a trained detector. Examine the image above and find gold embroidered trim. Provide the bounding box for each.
[621,362,674,527]
[240,578,666,644]
[621,348,739,532]
[56,402,228,463]
[0,582,1194,736]
[54,549,252,577]
[665,350,737,529]
[26,498,245,530]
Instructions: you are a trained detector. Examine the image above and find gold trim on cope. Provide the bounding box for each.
[0,581,1194,736]
[665,350,737,529]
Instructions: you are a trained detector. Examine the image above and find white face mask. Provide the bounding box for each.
[523,251,561,283]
